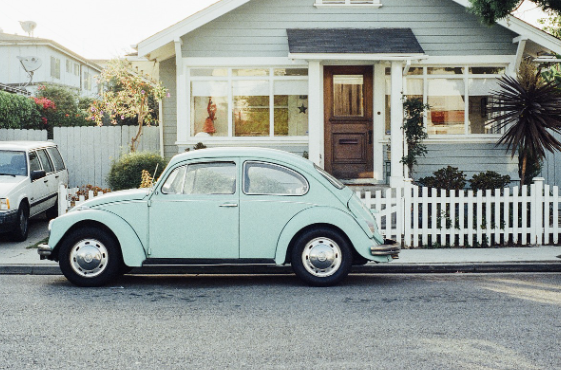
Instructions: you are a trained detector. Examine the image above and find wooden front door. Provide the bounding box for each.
[324,66,373,179]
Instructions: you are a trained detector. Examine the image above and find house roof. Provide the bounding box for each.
[137,0,561,59]
[0,33,103,72]
[287,28,425,55]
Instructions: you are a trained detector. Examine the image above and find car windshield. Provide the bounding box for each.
[0,151,27,176]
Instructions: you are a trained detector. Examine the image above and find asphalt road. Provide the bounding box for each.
[1,273,560,370]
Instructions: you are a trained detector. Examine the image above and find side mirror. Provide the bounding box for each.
[31,170,46,181]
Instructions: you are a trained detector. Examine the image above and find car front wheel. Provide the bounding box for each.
[291,227,353,287]
[10,203,29,242]
[59,227,122,287]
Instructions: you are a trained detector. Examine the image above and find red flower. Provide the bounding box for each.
[41,117,48,125]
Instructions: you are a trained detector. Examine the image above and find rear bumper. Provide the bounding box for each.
[38,244,53,260]
[371,239,400,259]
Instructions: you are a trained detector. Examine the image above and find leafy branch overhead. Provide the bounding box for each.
[89,59,168,151]
[468,0,561,25]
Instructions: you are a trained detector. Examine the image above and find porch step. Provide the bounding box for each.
[343,183,390,196]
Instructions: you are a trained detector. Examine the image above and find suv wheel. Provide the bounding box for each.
[11,203,29,242]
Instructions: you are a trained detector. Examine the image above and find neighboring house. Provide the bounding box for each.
[137,0,561,186]
[0,32,102,98]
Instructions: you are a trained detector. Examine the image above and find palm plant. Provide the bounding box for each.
[489,63,561,185]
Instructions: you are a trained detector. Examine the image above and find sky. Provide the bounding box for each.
[0,0,219,60]
[0,0,551,61]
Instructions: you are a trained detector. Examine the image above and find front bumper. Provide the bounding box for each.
[371,239,400,259]
[0,210,18,233]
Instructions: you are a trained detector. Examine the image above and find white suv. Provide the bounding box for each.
[0,141,68,241]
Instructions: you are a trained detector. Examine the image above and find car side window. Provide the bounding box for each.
[46,147,66,172]
[28,151,42,173]
[37,149,54,173]
[243,161,309,195]
[162,162,236,195]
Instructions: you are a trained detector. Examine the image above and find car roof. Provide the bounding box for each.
[0,141,57,151]
[169,147,313,169]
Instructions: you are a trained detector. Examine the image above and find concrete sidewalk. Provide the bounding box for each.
[1,216,561,275]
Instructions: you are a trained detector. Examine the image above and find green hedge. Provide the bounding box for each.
[0,91,42,129]
[107,151,167,191]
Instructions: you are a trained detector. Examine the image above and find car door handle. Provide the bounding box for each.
[220,203,238,208]
[43,179,48,183]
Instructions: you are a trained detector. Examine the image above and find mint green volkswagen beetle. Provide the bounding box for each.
[39,148,399,287]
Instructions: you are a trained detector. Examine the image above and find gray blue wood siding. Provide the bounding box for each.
[181,0,518,57]
[160,58,178,159]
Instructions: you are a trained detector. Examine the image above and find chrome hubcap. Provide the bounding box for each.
[301,237,342,278]
[69,239,109,278]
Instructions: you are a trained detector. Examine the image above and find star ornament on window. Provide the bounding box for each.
[298,104,308,114]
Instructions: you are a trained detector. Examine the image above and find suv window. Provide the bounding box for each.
[29,151,42,173]
[243,161,309,195]
[0,151,27,176]
[46,147,65,172]
[162,162,236,195]
[37,149,54,173]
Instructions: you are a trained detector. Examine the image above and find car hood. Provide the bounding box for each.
[0,176,27,196]
[73,188,151,210]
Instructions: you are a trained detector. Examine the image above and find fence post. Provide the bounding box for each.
[532,177,544,245]
[58,184,68,215]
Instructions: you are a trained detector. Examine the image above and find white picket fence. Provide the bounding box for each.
[0,128,47,141]
[58,184,110,215]
[358,178,561,247]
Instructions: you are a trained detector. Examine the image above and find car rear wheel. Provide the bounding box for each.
[59,227,121,287]
[10,203,29,242]
[291,227,353,287]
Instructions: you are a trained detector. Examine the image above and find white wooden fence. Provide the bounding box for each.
[359,178,560,247]
[1,126,160,188]
[0,128,47,141]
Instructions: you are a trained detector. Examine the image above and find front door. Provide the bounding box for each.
[324,66,373,179]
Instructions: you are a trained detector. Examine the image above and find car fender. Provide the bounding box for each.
[274,206,374,265]
[49,209,146,267]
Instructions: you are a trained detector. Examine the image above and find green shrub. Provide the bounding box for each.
[470,171,511,191]
[0,91,41,129]
[418,166,467,190]
[107,151,167,191]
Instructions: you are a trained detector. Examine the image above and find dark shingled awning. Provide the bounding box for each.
[286,28,424,55]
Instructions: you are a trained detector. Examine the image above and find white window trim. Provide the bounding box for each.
[314,0,382,7]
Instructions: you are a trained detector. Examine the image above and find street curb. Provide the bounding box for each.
[1,262,560,276]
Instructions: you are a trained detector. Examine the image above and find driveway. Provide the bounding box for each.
[0,214,51,264]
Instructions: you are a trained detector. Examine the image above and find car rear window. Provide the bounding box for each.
[244,161,309,196]
[47,147,66,172]
[314,164,344,189]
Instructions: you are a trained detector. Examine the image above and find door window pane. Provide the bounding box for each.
[47,148,66,171]
[37,150,54,173]
[29,151,41,172]
[333,75,364,117]
[162,162,236,195]
[427,79,465,135]
[191,81,228,137]
[244,162,308,195]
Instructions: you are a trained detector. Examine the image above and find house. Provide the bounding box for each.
[0,32,102,98]
[137,0,561,186]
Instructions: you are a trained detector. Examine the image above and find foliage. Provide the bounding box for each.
[90,59,167,151]
[0,91,42,129]
[34,85,94,133]
[107,151,167,191]
[468,0,561,25]
[139,169,154,188]
[470,171,511,190]
[488,61,561,185]
[418,166,467,191]
[401,97,430,176]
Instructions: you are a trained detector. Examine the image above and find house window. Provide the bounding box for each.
[314,0,382,6]
[66,60,72,73]
[83,71,91,90]
[385,66,505,136]
[190,67,308,138]
[74,63,80,76]
[50,57,61,79]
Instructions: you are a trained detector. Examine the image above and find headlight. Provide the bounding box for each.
[0,198,10,211]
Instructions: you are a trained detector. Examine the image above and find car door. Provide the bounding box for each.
[27,150,51,216]
[36,149,58,211]
[148,160,239,259]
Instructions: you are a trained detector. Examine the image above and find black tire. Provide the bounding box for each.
[58,227,122,287]
[291,227,353,287]
[10,203,29,242]
[45,197,58,220]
